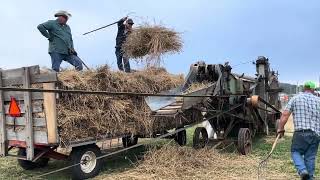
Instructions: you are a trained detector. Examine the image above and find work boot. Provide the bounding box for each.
[300,170,310,180]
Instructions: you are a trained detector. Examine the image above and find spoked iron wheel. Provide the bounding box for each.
[193,127,209,149]
[237,128,252,155]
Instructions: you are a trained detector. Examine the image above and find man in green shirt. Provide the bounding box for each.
[37,10,83,72]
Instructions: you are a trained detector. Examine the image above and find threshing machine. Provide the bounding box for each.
[146,56,282,154]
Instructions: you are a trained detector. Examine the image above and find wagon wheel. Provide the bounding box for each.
[193,127,209,149]
[70,144,102,179]
[237,128,252,155]
[174,128,187,146]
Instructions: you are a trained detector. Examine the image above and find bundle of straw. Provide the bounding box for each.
[56,66,184,142]
[122,24,183,65]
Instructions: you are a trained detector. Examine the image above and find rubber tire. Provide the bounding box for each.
[174,129,187,146]
[237,128,252,155]
[193,127,209,149]
[17,148,50,170]
[70,145,102,180]
[122,136,138,148]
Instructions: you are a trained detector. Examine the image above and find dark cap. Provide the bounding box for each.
[127,18,134,25]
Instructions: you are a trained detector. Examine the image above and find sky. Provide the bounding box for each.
[1,0,320,84]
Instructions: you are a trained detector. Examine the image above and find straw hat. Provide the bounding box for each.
[54,10,72,18]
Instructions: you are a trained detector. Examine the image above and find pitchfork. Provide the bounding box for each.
[258,134,281,179]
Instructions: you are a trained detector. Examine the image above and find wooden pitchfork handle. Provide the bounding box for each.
[258,133,281,179]
[268,133,281,157]
[259,133,281,166]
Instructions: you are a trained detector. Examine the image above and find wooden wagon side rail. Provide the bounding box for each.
[0,71,7,157]
[23,67,35,160]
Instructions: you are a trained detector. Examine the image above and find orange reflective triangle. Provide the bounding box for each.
[9,97,21,117]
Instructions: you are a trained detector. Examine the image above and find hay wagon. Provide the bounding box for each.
[0,66,147,179]
[146,56,282,154]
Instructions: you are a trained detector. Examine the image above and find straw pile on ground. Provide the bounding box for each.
[122,24,182,65]
[101,145,295,180]
[56,66,183,142]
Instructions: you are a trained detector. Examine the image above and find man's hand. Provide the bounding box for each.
[120,16,128,22]
[69,48,78,56]
[277,129,285,138]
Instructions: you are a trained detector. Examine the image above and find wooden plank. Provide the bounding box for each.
[170,102,183,106]
[23,67,34,160]
[2,73,57,86]
[155,111,178,115]
[157,109,178,113]
[1,66,40,78]
[6,129,48,144]
[5,117,46,127]
[3,91,43,101]
[0,72,7,156]
[4,104,43,114]
[161,106,182,110]
[31,73,57,84]
[43,83,58,144]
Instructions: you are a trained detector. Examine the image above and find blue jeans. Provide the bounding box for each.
[49,52,83,72]
[291,130,320,179]
[115,47,130,72]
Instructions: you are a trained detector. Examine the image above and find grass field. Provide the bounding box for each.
[1,120,319,179]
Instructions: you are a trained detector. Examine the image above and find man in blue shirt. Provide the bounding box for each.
[277,81,320,180]
[37,10,83,72]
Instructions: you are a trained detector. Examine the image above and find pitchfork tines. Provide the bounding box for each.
[258,134,281,179]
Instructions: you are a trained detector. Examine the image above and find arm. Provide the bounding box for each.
[37,21,52,39]
[69,27,74,49]
[117,17,127,35]
[278,110,291,132]
[69,37,77,55]
[117,17,127,28]
[277,98,294,137]
[67,26,77,55]
[70,38,74,49]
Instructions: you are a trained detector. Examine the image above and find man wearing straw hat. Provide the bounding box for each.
[277,81,320,180]
[115,17,134,73]
[37,10,83,72]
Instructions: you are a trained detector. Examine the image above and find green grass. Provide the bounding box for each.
[252,135,297,175]
[1,131,319,179]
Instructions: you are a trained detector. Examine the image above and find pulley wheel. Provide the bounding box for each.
[237,128,252,155]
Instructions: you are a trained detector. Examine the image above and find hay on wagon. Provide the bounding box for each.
[56,66,184,142]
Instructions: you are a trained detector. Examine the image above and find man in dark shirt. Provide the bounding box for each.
[115,17,134,73]
[37,10,83,72]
